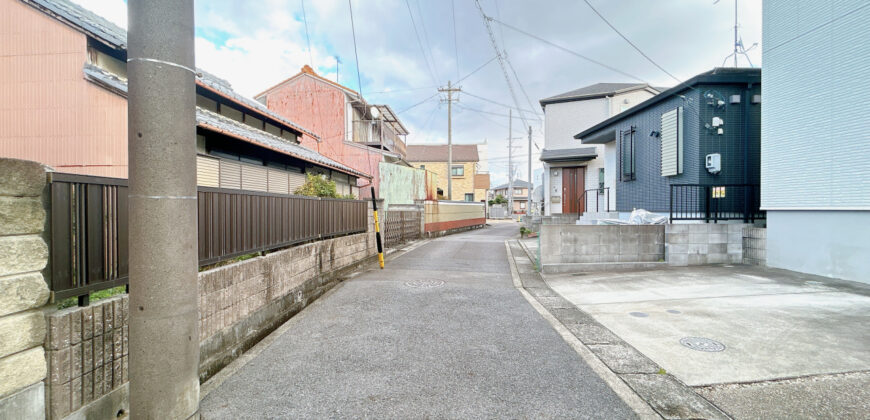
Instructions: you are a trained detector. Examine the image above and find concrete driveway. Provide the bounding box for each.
[542,263,870,418]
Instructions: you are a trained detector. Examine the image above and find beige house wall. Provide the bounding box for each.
[412,161,476,201]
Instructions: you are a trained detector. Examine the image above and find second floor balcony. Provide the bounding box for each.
[351,105,408,158]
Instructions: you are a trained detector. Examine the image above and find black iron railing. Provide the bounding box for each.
[578,187,611,214]
[669,184,764,223]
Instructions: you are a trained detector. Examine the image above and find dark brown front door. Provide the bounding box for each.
[562,167,586,214]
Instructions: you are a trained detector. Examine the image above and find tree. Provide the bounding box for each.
[489,194,507,205]
[294,173,352,198]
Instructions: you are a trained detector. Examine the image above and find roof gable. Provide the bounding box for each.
[255,65,360,100]
[540,83,655,107]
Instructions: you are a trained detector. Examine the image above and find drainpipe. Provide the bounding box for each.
[743,83,752,223]
[127,1,200,418]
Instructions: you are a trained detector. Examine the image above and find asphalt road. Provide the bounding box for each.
[200,223,636,419]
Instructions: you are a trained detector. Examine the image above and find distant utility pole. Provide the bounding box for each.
[508,108,513,215]
[439,80,461,200]
[128,0,199,418]
[527,125,532,217]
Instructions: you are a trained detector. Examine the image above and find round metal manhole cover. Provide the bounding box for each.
[680,337,726,352]
[404,280,444,288]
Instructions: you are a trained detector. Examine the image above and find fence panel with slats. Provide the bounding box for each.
[383,209,422,247]
[49,173,368,303]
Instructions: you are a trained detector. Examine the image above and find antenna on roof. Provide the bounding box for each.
[715,0,758,67]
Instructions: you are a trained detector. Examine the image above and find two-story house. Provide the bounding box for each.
[406,145,479,201]
[254,66,409,198]
[574,68,761,221]
[0,0,368,195]
[539,83,660,216]
[491,180,533,214]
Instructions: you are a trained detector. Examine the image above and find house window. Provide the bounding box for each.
[599,168,605,192]
[451,165,464,177]
[660,107,684,176]
[419,165,425,170]
[514,188,523,196]
[464,193,474,201]
[620,127,636,181]
[520,201,526,209]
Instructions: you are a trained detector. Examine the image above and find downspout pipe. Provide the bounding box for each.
[743,83,752,223]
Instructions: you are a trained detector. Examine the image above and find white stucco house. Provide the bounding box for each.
[539,83,660,216]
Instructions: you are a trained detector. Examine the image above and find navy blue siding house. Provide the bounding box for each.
[574,68,762,221]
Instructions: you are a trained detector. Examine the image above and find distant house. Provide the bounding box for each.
[574,68,761,219]
[761,1,870,283]
[473,173,490,203]
[255,65,409,198]
[539,83,660,215]
[406,145,480,201]
[491,180,533,214]
[0,0,368,194]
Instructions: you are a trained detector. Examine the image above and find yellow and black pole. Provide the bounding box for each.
[371,187,385,269]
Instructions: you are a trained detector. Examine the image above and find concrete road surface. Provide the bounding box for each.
[200,223,638,419]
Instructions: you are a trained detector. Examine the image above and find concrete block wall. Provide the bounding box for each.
[43,298,128,419]
[742,227,766,265]
[665,223,747,266]
[0,158,50,420]
[539,225,665,267]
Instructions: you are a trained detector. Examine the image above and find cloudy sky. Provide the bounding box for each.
[76,0,762,186]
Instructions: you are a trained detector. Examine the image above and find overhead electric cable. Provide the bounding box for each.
[347,0,363,95]
[581,0,683,84]
[462,91,542,116]
[397,92,439,114]
[404,0,439,86]
[301,0,313,66]
[451,0,460,81]
[456,56,496,84]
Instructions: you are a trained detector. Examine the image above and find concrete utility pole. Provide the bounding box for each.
[128,1,199,419]
[508,108,513,216]
[439,81,461,200]
[527,125,532,217]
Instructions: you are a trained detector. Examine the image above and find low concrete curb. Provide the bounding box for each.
[506,240,732,420]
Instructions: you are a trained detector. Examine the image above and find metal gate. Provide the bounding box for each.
[383,209,422,247]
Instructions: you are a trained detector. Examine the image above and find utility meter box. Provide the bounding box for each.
[706,153,721,174]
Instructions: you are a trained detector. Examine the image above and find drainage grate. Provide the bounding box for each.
[680,337,725,352]
[404,280,445,288]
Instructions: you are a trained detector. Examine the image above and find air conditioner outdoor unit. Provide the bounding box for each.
[706,153,721,174]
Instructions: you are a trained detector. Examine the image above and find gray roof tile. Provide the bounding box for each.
[540,83,653,105]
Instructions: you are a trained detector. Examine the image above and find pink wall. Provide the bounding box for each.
[0,0,128,178]
[261,75,383,198]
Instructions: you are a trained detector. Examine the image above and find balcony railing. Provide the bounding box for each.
[352,119,406,157]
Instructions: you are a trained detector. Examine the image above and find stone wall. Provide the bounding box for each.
[0,159,51,420]
[665,223,747,266]
[539,225,665,273]
[43,297,128,419]
[742,227,766,266]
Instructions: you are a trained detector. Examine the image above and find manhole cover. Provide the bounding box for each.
[404,280,444,288]
[629,312,649,318]
[667,309,681,314]
[680,337,725,352]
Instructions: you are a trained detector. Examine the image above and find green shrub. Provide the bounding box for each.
[294,173,339,198]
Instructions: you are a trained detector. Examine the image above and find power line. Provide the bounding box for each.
[462,90,542,115]
[347,0,363,95]
[763,2,870,53]
[456,56,496,84]
[414,0,441,83]
[487,16,646,83]
[366,85,438,95]
[581,0,682,84]
[300,0,313,66]
[451,0,460,81]
[397,92,439,114]
[504,53,542,123]
[404,0,439,86]
[473,0,531,132]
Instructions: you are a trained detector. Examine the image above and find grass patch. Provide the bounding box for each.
[57,286,126,309]
[657,368,667,375]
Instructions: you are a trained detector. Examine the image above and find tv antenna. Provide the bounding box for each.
[715,0,757,67]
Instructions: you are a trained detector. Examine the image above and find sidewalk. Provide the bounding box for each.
[200,224,638,419]
[514,239,870,419]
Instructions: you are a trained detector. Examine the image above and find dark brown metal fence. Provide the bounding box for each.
[383,209,422,247]
[49,174,367,303]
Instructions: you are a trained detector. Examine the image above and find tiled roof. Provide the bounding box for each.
[25,0,317,140]
[406,145,479,162]
[82,63,368,179]
[196,109,369,179]
[256,65,360,100]
[540,83,655,106]
[492,180,533,190]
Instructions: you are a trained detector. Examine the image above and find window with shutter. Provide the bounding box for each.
[661,107,683,176]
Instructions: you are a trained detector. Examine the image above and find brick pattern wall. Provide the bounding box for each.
[44,297,128,419]
[666,224,746,266]
[0,158,51,418]
[742,227,766,265]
